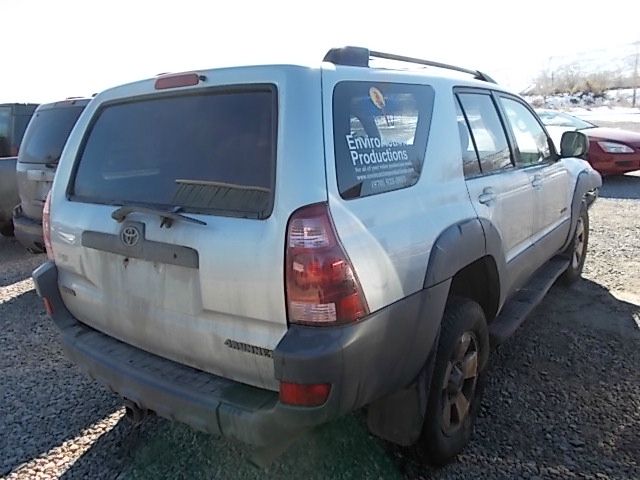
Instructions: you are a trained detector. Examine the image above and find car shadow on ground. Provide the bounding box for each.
[61,411,402,480]
[599,174,640,200]
[0,289,125,477]
[0,236,44,288]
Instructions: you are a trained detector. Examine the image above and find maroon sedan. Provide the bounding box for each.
[537,109,640,176]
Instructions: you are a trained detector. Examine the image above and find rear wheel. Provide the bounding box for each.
[419,297,489,465]
[0,221,14,237]
[562,205,589,285]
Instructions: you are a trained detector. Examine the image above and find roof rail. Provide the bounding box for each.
[323,46,497,84]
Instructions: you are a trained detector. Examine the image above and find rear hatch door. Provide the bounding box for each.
[17,101,87,220]
[52,69,326,390]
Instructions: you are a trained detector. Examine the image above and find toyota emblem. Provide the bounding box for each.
[121,226,140,247]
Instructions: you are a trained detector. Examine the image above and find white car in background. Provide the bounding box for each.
[535,109,597,149]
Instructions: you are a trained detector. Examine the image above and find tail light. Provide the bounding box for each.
[43,191,54,260]
[285,203,368,325]
[43,297,54,316]
[279,382,331,407]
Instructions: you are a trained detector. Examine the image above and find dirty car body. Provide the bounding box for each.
[34,49,601,460]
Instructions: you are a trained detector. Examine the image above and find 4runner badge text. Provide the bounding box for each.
[224,339,273,358]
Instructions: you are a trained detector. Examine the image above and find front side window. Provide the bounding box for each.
[457,93,512,174]
[72,87,277,219]
[333,82,434,199]
[500,97,553,166]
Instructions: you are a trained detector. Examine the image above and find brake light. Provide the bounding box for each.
[285,203,368,325]
[43,191,54,260]
[154,72,203,90]
[279,382,331,407]
[43,298,54,316]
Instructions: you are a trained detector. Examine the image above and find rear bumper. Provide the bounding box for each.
[33,261,447,446]
[13,205,44,252]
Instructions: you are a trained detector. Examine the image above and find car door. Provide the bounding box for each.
[496,95,571,257]
[456,90,537,294]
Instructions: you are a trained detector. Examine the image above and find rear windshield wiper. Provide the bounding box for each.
[111,205,207,228]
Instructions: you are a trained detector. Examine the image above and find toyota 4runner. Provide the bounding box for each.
[33,47,601,464]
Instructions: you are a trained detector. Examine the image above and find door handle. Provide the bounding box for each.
[531,174,543,189]
[478,187,496,205]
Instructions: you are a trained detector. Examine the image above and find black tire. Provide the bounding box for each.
[561,205,589,285]
[0,221,14,237]
[419,297,490,465]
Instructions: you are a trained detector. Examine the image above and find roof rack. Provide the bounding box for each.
[323,46,497,84]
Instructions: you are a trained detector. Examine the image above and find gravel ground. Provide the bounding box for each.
[1,176,639,478]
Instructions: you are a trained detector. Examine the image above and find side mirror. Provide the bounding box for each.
[560,131,589,159]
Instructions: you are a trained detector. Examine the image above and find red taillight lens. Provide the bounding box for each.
[279,382,331,407]
[285,203,368,325]
[43,298,54,316]
[154,72,202,90]
[43,191,54,260]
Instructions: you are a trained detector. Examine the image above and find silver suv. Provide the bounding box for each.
[14,98,89,252]
[33,47,601,464]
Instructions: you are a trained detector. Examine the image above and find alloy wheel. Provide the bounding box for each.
[572,217,585,269]
[441,331,479,435]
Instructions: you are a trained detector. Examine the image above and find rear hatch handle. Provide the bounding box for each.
[111,205,207,228]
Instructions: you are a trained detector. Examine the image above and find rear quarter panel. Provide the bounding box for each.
[321,67,478,312]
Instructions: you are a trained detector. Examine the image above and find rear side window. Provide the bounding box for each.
[20,106,85,164]
[457,93,512,174]
[71,87,277,219]
[0,107,10,157]
[333,82,434,199]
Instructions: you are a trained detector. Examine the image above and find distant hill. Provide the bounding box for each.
[547,43,637,77]
[524,42,639,97]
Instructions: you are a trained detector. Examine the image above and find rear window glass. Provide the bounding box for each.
[20,106,85,164]
[0,107,10,157]
[71,87,277,219]
[333,82,434,199]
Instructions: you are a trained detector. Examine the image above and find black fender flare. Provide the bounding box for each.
[423,218,506,301]
[561,169,602,252]
[423,218,485,288]
[368,218,508,446]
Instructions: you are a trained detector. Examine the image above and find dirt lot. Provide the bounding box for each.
[1,176,639,478]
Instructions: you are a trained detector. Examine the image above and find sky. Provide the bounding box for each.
[1,0,639,103]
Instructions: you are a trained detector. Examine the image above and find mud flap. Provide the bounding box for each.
[366,329,440,446]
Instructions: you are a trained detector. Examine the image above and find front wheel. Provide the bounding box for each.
[418,297,489,465]
[562,205,589,285]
